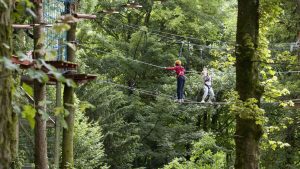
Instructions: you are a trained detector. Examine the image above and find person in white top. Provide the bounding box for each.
[201,68,215,103]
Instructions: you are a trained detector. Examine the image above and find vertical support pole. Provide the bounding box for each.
[33,0,48,168]
[61,1,77,169]
[54,34,64,169]
[54,82,62,168]
[186,41,191,71]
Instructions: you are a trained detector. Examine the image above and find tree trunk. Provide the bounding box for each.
[0,1,15,168]
[33,0,48,168]
[54,37,64,169]
[203,111,208,132]
[297,0,300,62]
[10,113,18,169]
[235,0,263,169]
[54,82,62,169]
[61,20,76,169]
[144,0,153,26]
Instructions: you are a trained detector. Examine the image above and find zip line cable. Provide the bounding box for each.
[277,71,300,74]
[78,44,202,74]
[106,17,298,50]
[252,60,300,67]
[79,44,300,75]
[107,17,227,50]
[78,24,299,67]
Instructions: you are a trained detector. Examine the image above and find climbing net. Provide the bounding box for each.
[43,0,69,60]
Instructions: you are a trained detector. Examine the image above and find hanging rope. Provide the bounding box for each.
[178,41,184,58]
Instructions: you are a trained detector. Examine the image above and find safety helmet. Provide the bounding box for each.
[175,60,181,66]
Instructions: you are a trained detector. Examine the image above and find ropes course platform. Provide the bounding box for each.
[45,60,77,69]
[11,56,33,69]
[22,72,97,85]
[11,56,78,69]
[62,73,97,83]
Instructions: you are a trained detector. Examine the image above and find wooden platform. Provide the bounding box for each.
[63,73,97,83]
[46,60,77,69]
[12,56,77,70]
[11,56,33,69]
[22,72,97,85]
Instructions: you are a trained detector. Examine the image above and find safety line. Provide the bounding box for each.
[96,80,300,105]
[96,80,229,105]
[108,17,298,50]
[108,18,227,50]
[79,44,300,75]
[78,44,202,74]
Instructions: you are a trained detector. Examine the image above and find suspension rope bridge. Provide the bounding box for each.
[96,79,227,105]
[95,79,300,106]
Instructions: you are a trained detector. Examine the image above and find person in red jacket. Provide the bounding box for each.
[165,60,186,103]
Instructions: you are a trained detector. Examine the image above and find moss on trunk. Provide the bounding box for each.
[235,0,263,168]
[61,22,76,169]
[33,0,48,168]
[0,0,16,168]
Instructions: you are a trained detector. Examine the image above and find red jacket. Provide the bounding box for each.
[166,66,185,77]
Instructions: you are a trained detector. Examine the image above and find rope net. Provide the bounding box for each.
[43,0,69,60]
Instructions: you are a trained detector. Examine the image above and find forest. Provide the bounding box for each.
[0,0,299,169]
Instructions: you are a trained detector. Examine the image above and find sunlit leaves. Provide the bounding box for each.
[268,140,290,150]
[163,134,226,169]
[22,105,36,128]
[78,101,95,113]
[53,23,71,33]
[226,91,267,125]
[22,83,33,97]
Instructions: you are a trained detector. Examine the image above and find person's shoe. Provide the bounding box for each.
[201,100,205,103]
[208,100,213,103]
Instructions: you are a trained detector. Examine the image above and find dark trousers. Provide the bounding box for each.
[177,75,185,99]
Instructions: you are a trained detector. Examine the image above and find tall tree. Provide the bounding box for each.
[235,0,263,168]
[0,0,16,168]
[33,0,48,168]
[61,2,77,168]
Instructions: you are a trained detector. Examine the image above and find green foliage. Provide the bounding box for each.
[78,83,142,168]
[53,23,71,33]
[21,105,36,128]
[74,106,108,169]
[22,83,33,97]
[163,134,226,169]
[226,91,266,125]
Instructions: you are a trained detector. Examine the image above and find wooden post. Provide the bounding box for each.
[33,0,48,168]
[73,13,96,19]
[54,38,64,169]
[61,1,77,168]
